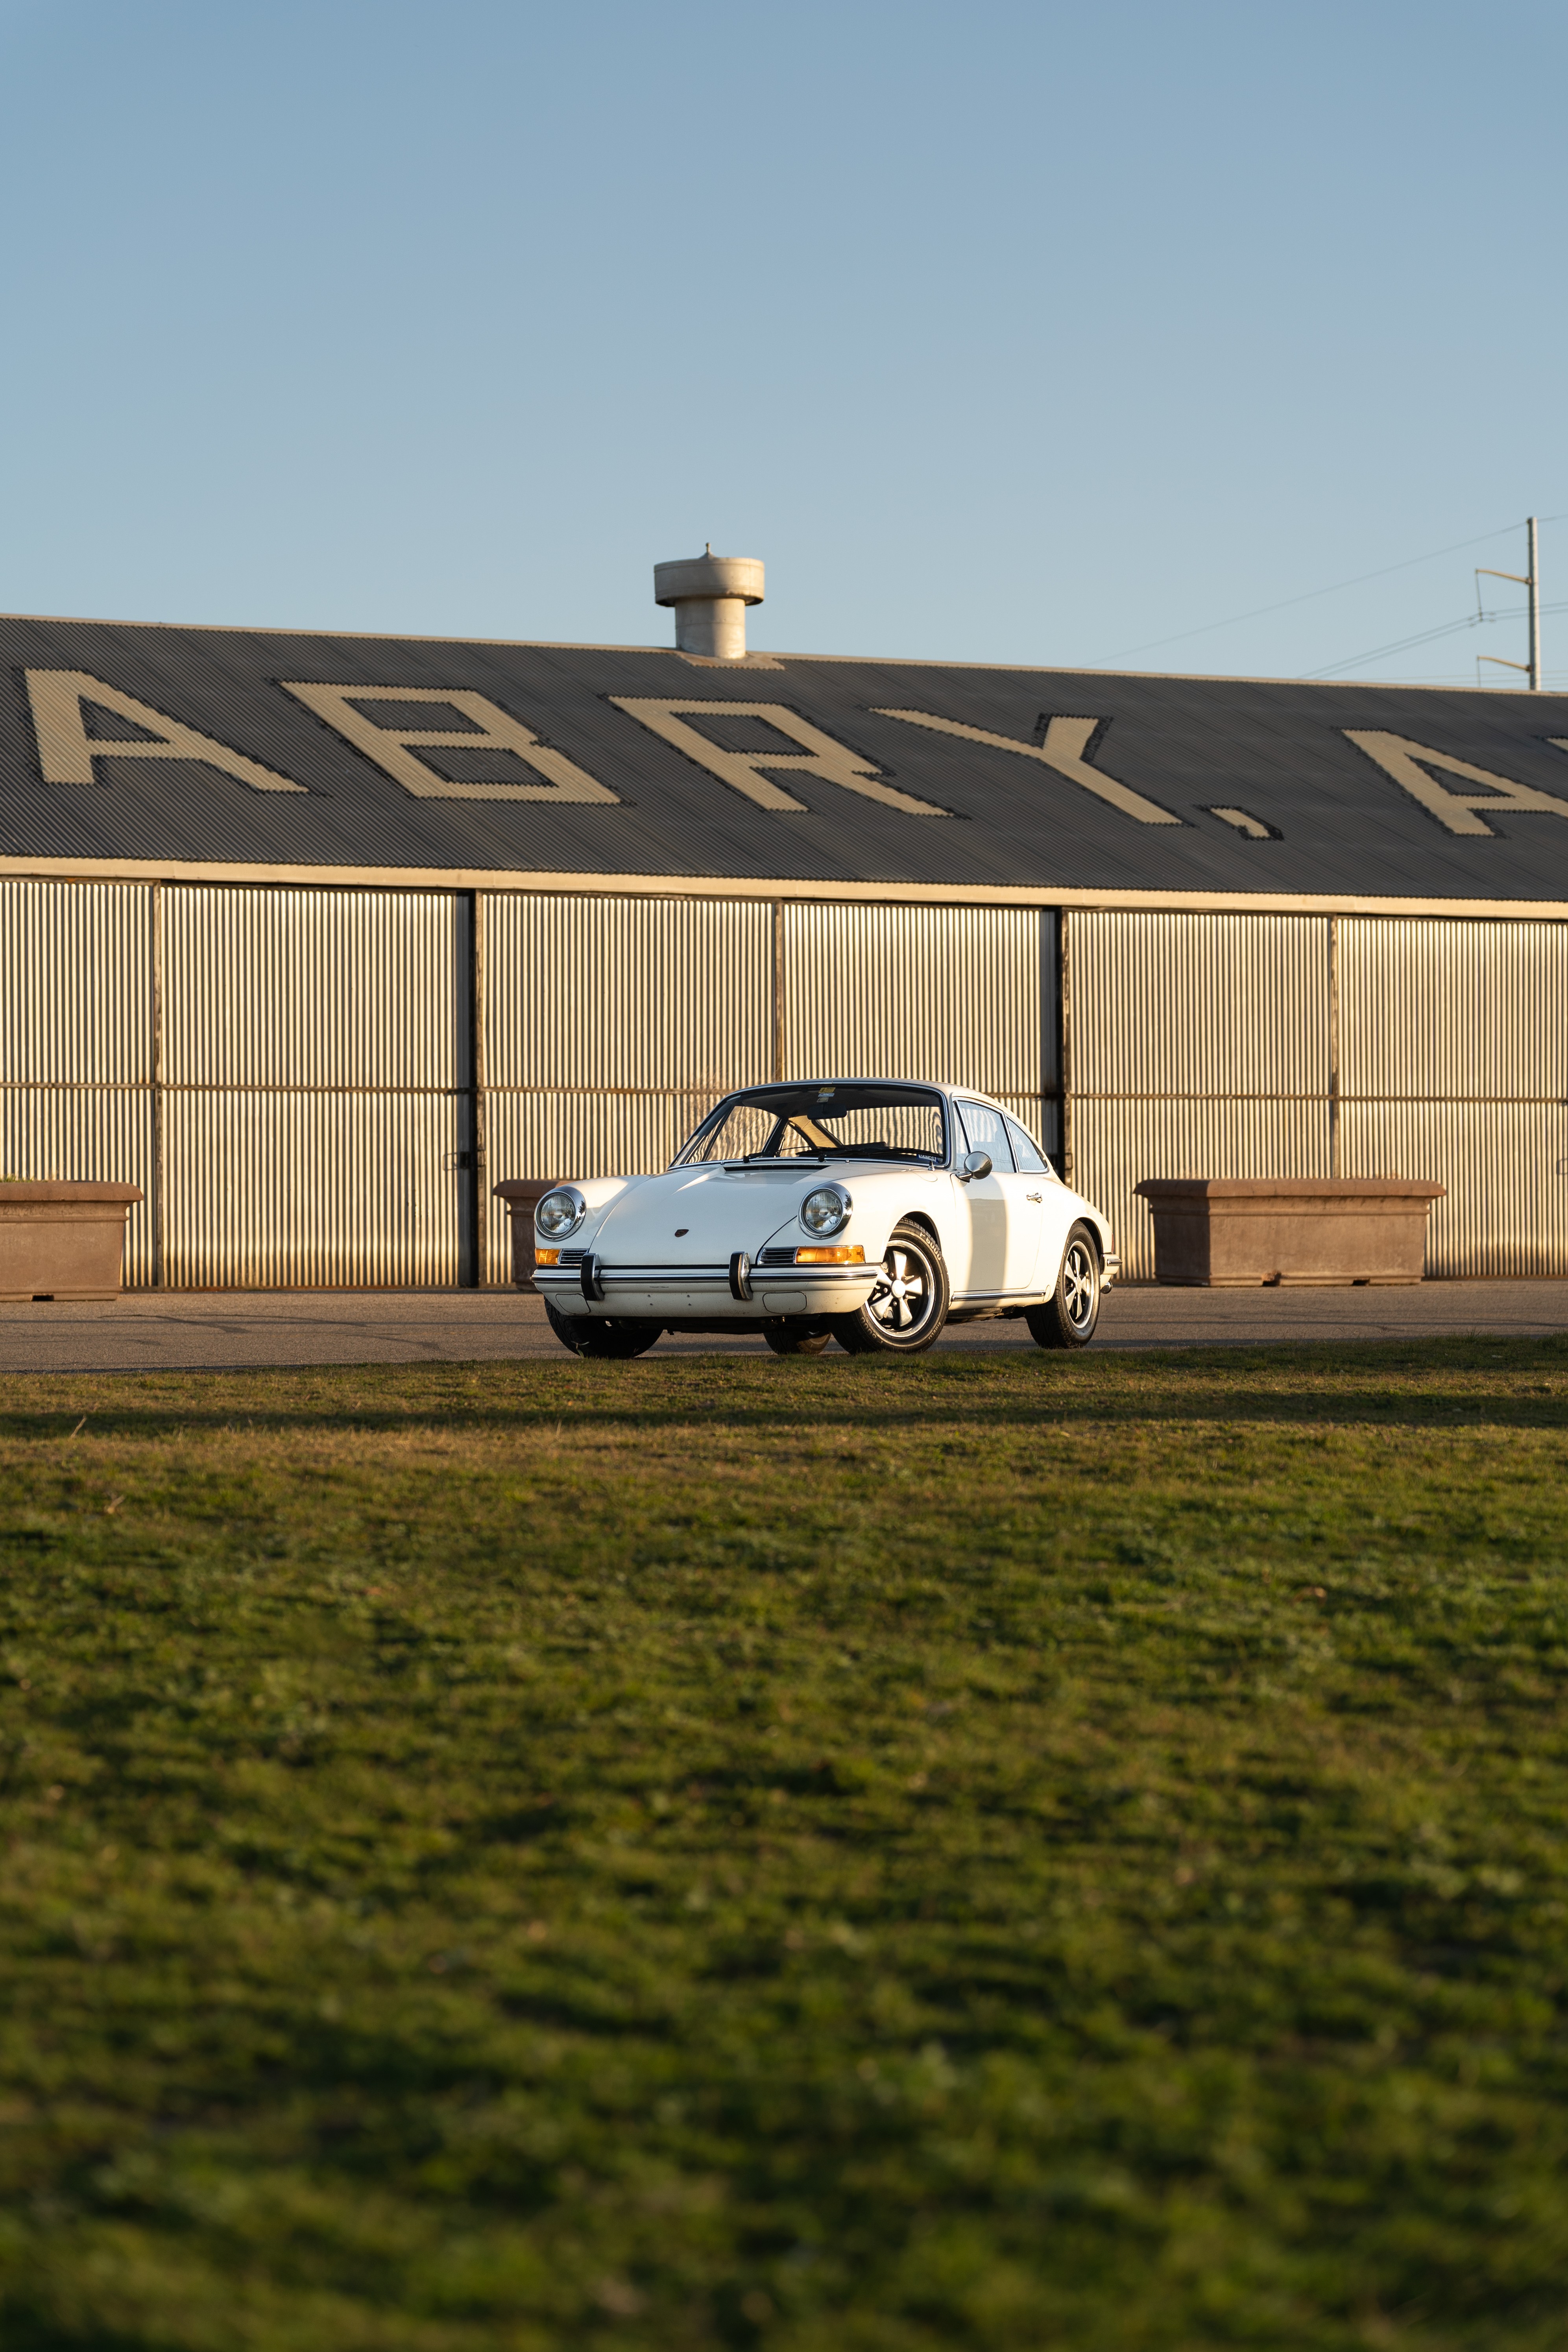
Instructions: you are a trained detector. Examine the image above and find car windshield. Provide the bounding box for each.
[677,1083,949,1167]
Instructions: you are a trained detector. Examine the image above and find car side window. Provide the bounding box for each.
[957,1100,1015,1170]
[1004,1117,1051,1175]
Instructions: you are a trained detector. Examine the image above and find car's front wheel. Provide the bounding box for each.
[833,1220,949,1355]
[543,1300,662,1359]
[1025,1223,1101,1350]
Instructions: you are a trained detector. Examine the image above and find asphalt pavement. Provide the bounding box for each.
[0,1281,1561,1374]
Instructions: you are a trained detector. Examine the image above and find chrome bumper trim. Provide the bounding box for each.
[537,1263,872,1292]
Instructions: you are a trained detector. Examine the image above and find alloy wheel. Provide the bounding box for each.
[867,1242,934,1336]
[1062,1237,1098,1333]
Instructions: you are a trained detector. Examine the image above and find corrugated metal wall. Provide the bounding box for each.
[479,897,1060,1284]
[482,893,773,1280]
[1066,908,1568,1279]
[1069,912,1331,1102]
[163,887,467,1287]
[1,878,1560,1288]
[782,902,1060,1247]
[1067,912,1332,1280]
[1337,917,1566,1102]
[1338,918,1568,1278]
[781,903,1058,1156]
[0,879,467,1288]
[0,879,157,1283]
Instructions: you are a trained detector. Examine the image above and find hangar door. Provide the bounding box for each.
[1337,917,1568,1278]
[1,878,471,1287]
[0,879,158,1284]
[1065,911,1332,1284]
[779,903,1057,1156]
[161,887,469,1286]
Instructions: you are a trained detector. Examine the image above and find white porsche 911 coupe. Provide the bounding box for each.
[528,1079,1119,1361]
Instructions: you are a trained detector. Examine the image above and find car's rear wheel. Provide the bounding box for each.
[833,1221,949,1355]
[543,1300,662,1359]
[762,1319,831,1357]
[1025,1223,1101,1350]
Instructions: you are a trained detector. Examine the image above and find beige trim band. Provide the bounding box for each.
[2,851,1567,920]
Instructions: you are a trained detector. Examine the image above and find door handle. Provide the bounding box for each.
[1026,1192,1042,1202]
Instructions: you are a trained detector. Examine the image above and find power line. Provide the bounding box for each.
[1304,611,1491,678]
[1103,514,1568,663]
[1306,594,1568,682]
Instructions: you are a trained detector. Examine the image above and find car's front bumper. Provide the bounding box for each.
[534,1259,879,1320]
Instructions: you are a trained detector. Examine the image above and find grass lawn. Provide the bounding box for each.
[0,1334,1566,2351]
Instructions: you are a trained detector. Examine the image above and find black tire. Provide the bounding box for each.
[762,1320,831,1357]
[832,1220,949,1355]
[1026,1223,1101,1350]
[543,1300,662,1359]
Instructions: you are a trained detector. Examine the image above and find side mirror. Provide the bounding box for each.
[959,1150,992,1182]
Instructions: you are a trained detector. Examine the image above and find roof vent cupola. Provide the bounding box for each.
[653,546,764,659]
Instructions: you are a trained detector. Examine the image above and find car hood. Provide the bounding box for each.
[586,1163,851,1262]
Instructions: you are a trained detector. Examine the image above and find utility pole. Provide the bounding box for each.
[1529,513,1541,690]
[1476,516,1541,689]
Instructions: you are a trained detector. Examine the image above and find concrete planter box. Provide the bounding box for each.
[492,1180,563,1292]
[0,1182,143,1300]
[1134,1178,1445,1287]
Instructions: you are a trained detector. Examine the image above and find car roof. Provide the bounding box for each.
[725,1077,1001,1106]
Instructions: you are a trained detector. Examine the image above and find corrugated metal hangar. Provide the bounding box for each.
[2,558,1566,1287]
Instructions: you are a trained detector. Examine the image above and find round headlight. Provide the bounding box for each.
[536,1186,586,1239]
[800,1185,850,1238]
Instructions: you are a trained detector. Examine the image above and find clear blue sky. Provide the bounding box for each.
[2,0,1562,683]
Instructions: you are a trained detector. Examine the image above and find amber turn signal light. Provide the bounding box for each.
[794,1244,866,1264]
[534,1248,561,1266]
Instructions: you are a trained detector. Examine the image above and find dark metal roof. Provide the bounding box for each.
[6,612,1568,901]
